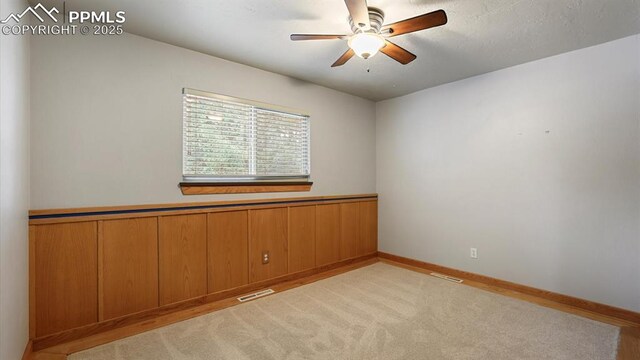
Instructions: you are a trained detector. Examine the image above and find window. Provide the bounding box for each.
[182,88,310,182]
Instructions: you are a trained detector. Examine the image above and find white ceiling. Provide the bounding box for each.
[38,0,640,100]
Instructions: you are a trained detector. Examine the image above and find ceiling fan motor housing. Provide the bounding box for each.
[349,7,385,33]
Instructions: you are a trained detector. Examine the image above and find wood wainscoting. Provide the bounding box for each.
[29,194,378,350]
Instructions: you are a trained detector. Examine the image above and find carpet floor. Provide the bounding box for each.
[70,263,619,360]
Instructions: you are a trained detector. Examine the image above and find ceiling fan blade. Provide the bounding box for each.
[381,9,447,37]
[344,0,371,30]
[380,40,416,65]
[331,48,355,67]
[290,34,348,41]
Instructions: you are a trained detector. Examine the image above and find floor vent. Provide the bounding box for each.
[430,272,463,284]
[237,289,275,302]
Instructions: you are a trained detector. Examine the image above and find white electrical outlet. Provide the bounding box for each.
[470,248,478,259]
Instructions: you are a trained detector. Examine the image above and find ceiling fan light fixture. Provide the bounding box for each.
[348,33,385,59]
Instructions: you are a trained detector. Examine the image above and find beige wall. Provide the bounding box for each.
[376,35,640,312]
[30,33,376,209]
[0,0,30,358]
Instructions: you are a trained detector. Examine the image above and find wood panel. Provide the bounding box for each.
[316,204,341,266]
[288,206,316,272]
[340,202,359,260]
[34,222,98,337]
[101,218,158,320]
[158,214,207,305]
[32,254,378,354]
[29,195,378,350]
[358,201,378,255]
[208,211,249,293]
[249,208,288,282]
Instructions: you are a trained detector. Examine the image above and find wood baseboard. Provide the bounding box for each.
[618,326,640,360]
[33,253,378,353]
[30,253,640,360]
[22,340,33,360]
[378,252,640,326]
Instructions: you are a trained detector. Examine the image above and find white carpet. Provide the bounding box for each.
[70,262,619,359]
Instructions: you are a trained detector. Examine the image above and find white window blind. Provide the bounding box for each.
[182,89,310,181]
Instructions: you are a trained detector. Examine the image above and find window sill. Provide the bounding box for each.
[179,181,313,195]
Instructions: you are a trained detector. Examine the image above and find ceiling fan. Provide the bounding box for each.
[290,0,447,67]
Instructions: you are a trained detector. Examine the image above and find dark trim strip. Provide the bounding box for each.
[29,195,376,220]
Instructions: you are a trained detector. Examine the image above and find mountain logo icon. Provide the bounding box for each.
[1,3,59,24]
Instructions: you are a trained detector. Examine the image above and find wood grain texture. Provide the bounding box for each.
[32,251,633,355]
[33,255,378,354]
[33,222,98,337]
[101,218,159,320]
[29,350,68,360]
[618,326,640,360]
[340,202,359,260]
[36,251,632,358]
[207,211,249,293]
[249,208,288,282]
[358,201,378,255]
[288,206,316,272]
[316,204,341,266]
[158,214,207,305]
[29,196,378,351]
[378,252,640,326]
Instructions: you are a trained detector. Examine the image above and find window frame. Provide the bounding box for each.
[181,88,311,183]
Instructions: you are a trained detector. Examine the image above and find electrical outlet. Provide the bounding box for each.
[470,248,478,259]
[262,251,270,264]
